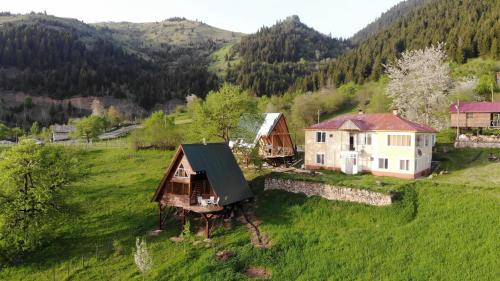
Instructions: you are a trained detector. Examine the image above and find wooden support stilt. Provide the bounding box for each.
[182,208,186,225]
[201,213,214,239]
[158,204,162,230]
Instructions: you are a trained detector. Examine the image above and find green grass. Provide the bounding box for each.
[208,41,241,78]
[0,147,498,280]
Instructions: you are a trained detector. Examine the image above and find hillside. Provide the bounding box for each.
[0,146,498,280]
[226,15,350,96]
[95,18,242,50]
[295,0,499,91]
[0,13,240,127]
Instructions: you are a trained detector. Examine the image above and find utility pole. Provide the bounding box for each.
[455,100,460,140]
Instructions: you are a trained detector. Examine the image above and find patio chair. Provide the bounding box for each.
[200,199,208,207]
[197,196,203,204]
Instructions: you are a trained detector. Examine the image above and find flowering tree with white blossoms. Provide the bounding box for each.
[385,43,452,128]
[134,237,153,277]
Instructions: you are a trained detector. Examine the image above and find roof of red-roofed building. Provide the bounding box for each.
[449,102,500,113]
[306,112,436,133]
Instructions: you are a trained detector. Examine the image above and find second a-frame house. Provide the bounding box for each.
[230,113,295,164]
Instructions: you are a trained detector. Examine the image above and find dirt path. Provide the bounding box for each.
[238,204,271,248]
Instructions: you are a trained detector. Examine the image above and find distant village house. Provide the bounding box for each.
[51,124,76,142]
[304,110,436,179]
[449,102,500,130]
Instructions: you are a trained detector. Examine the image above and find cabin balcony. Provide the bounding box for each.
[263,146,294,158]
[162,193,223,213]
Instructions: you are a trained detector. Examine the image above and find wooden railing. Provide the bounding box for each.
[264,146,294,157]
[163,194,190,208]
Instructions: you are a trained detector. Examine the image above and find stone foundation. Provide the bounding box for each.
[454,141,500,148]
[264,178,393,206]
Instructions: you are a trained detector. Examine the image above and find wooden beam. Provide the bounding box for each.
[158,204,162,230]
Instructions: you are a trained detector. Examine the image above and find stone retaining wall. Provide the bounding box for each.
[455,141,500,148]
[264,178,393,206]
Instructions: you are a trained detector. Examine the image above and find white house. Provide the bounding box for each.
[304,110,436,179]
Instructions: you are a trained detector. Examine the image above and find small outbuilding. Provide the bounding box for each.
[152,143,253,238]
[450,102,500,130]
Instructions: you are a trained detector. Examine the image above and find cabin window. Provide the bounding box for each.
[378,158,388,169]
[424,135,429,147]
[316,132,326,143]
[431,135,435,146]
[316,153,325,165]
[171,182,188,194]
[174,164,188,178]
[387,135,411,146]
[400,159,410,171]
[466,112,474,118]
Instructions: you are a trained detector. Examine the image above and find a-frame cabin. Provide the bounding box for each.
[231,113,295,165]
[152,143,253,238]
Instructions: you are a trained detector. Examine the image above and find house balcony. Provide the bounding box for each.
[340,144,358,152]
[490,120,500,128]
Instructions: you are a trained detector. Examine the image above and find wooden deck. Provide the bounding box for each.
[161,193,223,213]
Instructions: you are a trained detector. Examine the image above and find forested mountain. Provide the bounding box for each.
[350,0,426,45]
[227,15,350,96]
[293,0,499,92]
[0,12,239,124]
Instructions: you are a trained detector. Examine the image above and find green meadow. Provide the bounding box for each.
[0,147,498,280]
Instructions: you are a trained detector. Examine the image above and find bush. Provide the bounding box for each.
[436,128,456,144]
[130,111,183,150]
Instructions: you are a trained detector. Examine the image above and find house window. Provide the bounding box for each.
[174,164,188,177]
[316,153,325,165]
[400,159,410,171]
[424,135,429,147]
[316,132,326,143]
[466,112,474,118]
[431,135,435,146]
[378,158,388,169]
[416,135,423,147]
[388,135,411,146]
[365,133,372,145]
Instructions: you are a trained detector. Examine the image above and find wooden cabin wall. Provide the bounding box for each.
[450,112,491,128]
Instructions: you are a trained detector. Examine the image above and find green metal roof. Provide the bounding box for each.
[181,143,253,205]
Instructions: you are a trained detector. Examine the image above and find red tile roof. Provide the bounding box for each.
[449,102,500,113]
[307,113,437,133]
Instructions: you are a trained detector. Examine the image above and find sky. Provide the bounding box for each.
[3,0,402,38]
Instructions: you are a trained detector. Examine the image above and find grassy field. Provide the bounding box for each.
[0,147,499,280]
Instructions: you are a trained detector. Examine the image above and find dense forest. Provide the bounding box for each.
[293,0,499,92]
[227,16,349,96]
[0,14,221,112]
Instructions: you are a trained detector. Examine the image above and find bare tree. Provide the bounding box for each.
[385,43,452,128]
[91,99,105,117]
